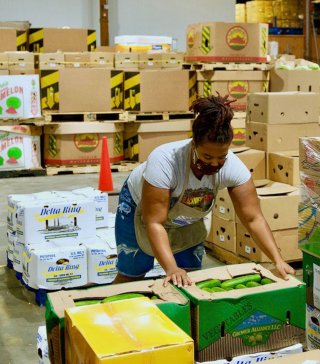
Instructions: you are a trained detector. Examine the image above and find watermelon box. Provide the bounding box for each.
[45,279,191,364]
[180,263,306,362]
[0,74,41,119]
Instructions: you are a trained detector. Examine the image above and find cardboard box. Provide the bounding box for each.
[65,298,193,364]
[306,304,320,350]
[38,53,65,70]
[236,180,299,230]
[40,68,124,112]
[124,69,197,112]
[124,119,193,162]
[236,224,302,262]
[0,125,41,170]
[161,52,185,68]
[43,122,124,165]
[16,197,96,244]
[138,53,163,69]
[246,121,320,152]
[301,242,320,309]
[181,263,306,362]
[0,53,8,70]
[299,137,320,178]
[232,147,266,179]
[0,28,28,51]
[268,150,300,186]
[213,188,235,221]
[185,22,268,63]
[29,28,96,53]
[114,53,139,70]
[0,74,41,118]
[46,279,191,364]
[270,69,320,92]
[22,241,88,290]
[247,92,319,124]
[207,216,237,253]
[7,52,35,72]
[89,51,114,69]
[265,349,320,363]
[63,52,90,68]
[197,70,269,111]
[114,35,172,53]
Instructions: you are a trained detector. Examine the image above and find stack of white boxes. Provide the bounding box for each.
[7,187,165,293]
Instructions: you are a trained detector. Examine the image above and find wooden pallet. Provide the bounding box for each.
[0,168,46,178]
[205,241,303,273]
[120,111,194,122]
[0,117,47,126]
[111,161,140,172]
[43,111,123,123]
[46,164,100,176]
[182,62,272,71]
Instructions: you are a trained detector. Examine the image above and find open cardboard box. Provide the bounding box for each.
[46,279,191,364]
[180,263,306,362]
[264,349,320,363]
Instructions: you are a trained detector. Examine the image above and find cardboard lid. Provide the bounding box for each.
[43,122,124,134]
[138,119,192,133]
[254,180,298,196]
[0,124,42,136]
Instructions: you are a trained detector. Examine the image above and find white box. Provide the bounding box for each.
[22,241,87,290]
[16,197,96,244]
[85,237,117,284]
[306,304,320,350]
[0,74,41,118]
[72,187,108,229]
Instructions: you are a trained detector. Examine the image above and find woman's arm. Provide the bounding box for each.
[141,179,192,287]
[228,178,295,279]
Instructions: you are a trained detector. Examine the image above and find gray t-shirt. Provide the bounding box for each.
[127,139,251,213]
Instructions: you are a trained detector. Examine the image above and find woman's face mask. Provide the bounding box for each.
[193,146,227,175]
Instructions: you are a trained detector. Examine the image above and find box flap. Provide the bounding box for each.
[255,180,298,196]
[44,121,123,134]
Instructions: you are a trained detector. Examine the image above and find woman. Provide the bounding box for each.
[114,94,295,287]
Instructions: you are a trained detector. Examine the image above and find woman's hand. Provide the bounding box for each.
[275,259,295,280]
[163,267,192,288]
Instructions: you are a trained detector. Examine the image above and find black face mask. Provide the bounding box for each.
[193,149,225,175]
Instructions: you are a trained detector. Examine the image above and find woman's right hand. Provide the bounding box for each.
[163,267,192,288]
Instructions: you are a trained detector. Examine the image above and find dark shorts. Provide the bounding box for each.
[115,180,205,278]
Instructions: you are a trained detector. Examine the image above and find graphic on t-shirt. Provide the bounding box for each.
[181,187,214,211]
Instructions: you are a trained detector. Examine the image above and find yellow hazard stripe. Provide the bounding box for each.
[124,73,140,90]
[111,72,123,87]
[16,32,27,48]
[29,29,44,44]
[41,71,59,88]
[87,31,96,49]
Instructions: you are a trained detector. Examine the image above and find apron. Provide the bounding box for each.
[134,144,219,256]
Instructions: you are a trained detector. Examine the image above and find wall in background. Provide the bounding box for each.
[0,0,236,50]
[109,0,236,51]
[0,0,101,44]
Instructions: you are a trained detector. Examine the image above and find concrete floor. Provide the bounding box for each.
[0,171,223,364]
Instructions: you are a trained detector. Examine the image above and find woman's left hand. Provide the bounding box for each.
[275,260,295,280]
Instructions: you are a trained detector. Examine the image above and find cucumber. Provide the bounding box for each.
[196,279,222,289]
[261,278,273,285]
[101,293,145,303]
[246,281,261,288]
[210,286,225,292]
[235,284,246,289]
[221,273,262,289]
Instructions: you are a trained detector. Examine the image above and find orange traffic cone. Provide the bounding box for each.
[98,136,114,192]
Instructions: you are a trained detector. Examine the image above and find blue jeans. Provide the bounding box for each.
[115,180,205,277]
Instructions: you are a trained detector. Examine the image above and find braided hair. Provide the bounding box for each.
[191,94,234,146]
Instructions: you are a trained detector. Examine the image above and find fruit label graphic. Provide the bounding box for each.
[226,26,248,51]
[0,75,41,119]
[228,80,249,100]
[0,131,25,169]
[0,81,24,118]
[232,128,246,146]
[74,133,99,153]
[187,28,195,49]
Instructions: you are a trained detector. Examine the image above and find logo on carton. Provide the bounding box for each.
[228,81,249,100]
[74,133,99,153]
[226,26,248,51]
[232,128,246,146]
[187,28,195,49]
